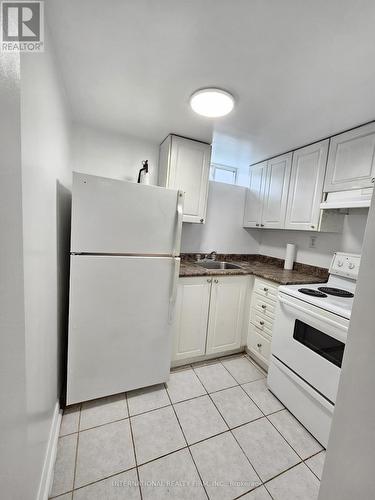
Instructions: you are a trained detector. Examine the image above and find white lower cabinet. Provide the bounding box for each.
[247,277,278,368]
[172,277,211,362]
[172,275,249,364]
[206,276,248,355]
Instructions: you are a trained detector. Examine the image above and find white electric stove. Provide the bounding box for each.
[268,252,361,447]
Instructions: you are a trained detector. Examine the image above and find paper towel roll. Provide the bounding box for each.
[284,243,296,270]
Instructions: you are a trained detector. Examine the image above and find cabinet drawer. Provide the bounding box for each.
[253,278,278,301]
[250,308,274,337]
[248,327,271,363]
[252,293,276,320]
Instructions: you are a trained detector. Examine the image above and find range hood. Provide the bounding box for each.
[320,188,373,210]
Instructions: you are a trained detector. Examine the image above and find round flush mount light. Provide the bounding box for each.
[190,88,235,118]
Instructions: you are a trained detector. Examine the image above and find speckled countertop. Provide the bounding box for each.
[179,254,328,285]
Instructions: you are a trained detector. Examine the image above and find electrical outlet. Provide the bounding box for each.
[309,236,317,249]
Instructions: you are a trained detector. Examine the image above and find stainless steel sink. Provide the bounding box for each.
[197,261,243,270]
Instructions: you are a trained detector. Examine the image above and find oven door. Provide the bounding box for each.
[271,292,348,404]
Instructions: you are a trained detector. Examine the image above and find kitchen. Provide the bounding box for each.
[1,1,375,500]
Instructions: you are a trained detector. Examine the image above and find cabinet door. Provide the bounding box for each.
[243,162,267,227]
[285,140,329,231]
[324,123,375,192]
[262,153,292,228]
[172,277,211,362]
[206,276,248,355]
[168,136,211,223]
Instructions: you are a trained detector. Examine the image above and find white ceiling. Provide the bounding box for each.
[47,0,375,167]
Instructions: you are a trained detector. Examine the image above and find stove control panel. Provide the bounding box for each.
[330,252,361,280]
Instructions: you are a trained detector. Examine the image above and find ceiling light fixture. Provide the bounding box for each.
[190,88,235,118]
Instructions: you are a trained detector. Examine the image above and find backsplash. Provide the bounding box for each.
[258,208,368,268]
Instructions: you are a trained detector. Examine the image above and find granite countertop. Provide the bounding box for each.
[179,254,328,286]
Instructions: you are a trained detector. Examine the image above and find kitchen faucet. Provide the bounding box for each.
[205,251,217,261]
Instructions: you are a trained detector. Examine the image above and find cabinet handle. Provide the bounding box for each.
[263,287,268,292]
[261,304,266,309]
[214,279,219,283]
[200,218,204,223]
[372,178,375,183]
[207,279,212,283]
[257,343,262,348]
[260,224,265,227]
[255,223,260,227]
[259,321,265,326]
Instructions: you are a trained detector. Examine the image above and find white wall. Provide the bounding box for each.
[0,51,29,500]
[20,25,72,499]
[181,181,260,254]
[258,209,368,268]
[318,195,375,499]
[71,122,159,184]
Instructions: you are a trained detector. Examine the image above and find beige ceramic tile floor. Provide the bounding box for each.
[51,354,325,500]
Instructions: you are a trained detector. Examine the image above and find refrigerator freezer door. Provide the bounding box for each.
[71,172,183,255]
[67,255,179,404]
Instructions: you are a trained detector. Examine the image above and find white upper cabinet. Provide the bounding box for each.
[243,161,267,227]
[261,153,292,229]
[324,123,375,192]
[285,140,329,231]
[158,135,211,223]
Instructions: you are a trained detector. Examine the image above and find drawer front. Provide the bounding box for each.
[250,308,274,337]
[252,293,276,320]
[254,278,278,301]
[248,327,271,363]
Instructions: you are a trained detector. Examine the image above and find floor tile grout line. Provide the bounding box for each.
[163,382,210,500]
[79,415,130,433]
[262,460,313,488]
[55,416,319,496]
[244,353,268,377]
[56,355,322,498]
[190,360,242,394]
[219,356,266,386]
[238,384,312,466]
[125,392,143,500]
[303,449,325,481]
[65,400,174,436]
[193,366,318,489]
[192,368,263,495]
[71,403,82,493]
[265,408,324,464]
[51,464,139,498]
[233,484,277,500]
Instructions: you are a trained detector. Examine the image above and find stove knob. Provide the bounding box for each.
[348,263,355,270]
[337,260,343,267]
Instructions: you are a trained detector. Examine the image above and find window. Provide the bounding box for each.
[210,163,238,185]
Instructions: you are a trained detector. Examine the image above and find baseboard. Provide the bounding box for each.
[171,347,244,368]
[37,401,62,500]
[245,347,269,373]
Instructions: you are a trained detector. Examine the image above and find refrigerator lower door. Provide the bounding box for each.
[67,255,179,404]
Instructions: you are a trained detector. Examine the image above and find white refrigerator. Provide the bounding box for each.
[66,172,184,405]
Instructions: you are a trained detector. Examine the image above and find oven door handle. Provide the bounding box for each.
[278,295,348,333]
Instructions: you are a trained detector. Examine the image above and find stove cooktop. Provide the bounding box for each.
[280,278,356,319]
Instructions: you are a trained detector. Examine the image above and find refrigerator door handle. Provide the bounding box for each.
[172,191,184,257]
[169,257,180,323]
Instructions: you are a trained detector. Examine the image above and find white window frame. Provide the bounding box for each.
[210,163,238,185]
